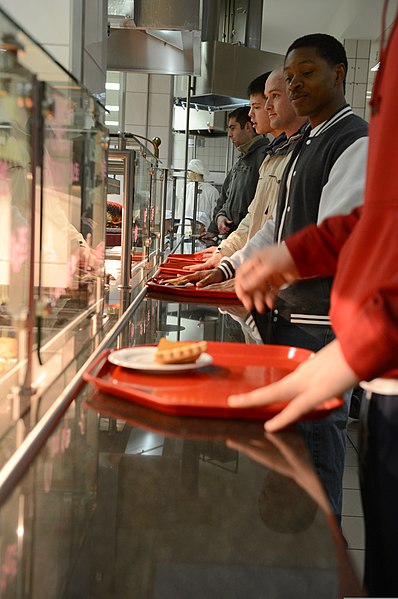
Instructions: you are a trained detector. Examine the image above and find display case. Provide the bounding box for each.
[0,7,176,472]
[0,8,111,462]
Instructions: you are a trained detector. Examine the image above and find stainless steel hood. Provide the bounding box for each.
[107,0,284,110]
[175,40,283,110]
[107,0,202,75]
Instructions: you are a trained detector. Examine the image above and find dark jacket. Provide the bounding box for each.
[208,135,270,235]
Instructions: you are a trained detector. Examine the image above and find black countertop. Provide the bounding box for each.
[0,294,364,598]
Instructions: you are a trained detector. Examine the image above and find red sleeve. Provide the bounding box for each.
[285,208,361,278]
[338,287,398,380]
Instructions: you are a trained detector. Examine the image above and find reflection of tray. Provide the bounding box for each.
[83,342,344,420]
[85,392,266,440]
[146,274,239,302]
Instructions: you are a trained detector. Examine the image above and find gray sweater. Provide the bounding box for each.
[208,135,270,235]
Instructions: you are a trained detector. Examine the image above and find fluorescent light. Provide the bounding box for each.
[105,120,119,126]
[105,105,120,112]
[106,82,120,90]
[371,62,380,72]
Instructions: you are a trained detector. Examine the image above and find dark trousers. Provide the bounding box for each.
[359,391,398,597]
[252,309,348,520]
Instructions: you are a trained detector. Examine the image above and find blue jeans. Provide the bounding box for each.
[253,310,348,520]
[359,390,398,596]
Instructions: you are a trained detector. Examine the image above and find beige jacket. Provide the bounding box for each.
[218,151,293,257]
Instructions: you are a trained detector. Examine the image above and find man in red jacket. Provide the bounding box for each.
[229,10,398,597]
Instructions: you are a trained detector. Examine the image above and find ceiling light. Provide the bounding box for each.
[106,82,120,90]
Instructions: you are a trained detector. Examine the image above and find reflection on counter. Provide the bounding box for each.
[0,381,363,598]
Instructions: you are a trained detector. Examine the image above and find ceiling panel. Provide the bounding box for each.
[261,0,397,55]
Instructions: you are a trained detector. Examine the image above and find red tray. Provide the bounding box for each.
[158,264,192,276]
[146,274,239,301]
[165,253,205,263]
[83,342,344,421]
[162,260,206,270]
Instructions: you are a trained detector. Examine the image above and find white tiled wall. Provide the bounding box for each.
[344,38,371,120]
[172,133,230,183]
[1,0,107,98]
[120,72,174,166]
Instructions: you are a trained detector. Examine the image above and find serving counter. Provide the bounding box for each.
[0,9,364,594]
[0,284,364,599]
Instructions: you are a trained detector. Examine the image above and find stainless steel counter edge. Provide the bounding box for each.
[0,285,148,504]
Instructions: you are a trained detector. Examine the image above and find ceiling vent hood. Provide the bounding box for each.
[107,0,201,75]
[107,0,284,111]
[175,0,284,110]
[175,40,283,111]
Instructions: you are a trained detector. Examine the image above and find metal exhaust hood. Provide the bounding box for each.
[175,40,284,111]
[107,0,284,110]
[107,0,202,75]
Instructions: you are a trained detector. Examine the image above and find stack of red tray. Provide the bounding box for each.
[147,253,240,303]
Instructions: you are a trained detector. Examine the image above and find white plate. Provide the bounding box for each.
[108,346,213,373]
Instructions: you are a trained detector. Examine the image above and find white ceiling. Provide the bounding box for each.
[261,0,397,55]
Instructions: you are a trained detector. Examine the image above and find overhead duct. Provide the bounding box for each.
[176,0,284,111]
[175,40,282,111]
[107,0,284,110]
[107,0,202,75]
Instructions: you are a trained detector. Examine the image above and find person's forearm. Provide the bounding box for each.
[229,220,275,270]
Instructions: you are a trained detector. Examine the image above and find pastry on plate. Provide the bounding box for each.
[155,337,208,364]
[160,275,193,287]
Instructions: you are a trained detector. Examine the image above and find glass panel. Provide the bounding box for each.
[35,84,105,358]
[133,152,151,258]
[105,151,128,295]
[0,19,34,413]
[0,7,108,442]
[149,166,164,252]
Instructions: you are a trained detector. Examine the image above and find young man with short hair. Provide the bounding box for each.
[207,74,272,237]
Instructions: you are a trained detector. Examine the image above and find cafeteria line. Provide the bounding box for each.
[0,1,398,597]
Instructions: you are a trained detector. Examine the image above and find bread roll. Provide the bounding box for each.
[155,338,208,364]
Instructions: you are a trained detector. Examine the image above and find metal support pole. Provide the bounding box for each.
[181,75,192,244]
[21,77,43,396]
[170,175,177,248]
[191,180,199,253]
[119,150,135,289]
[159,168,168,255]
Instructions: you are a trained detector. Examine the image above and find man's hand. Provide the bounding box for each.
[216,215,234,234]
[198,231,219,243]
[179,268,224,288]
[234,243,299,313]
[228,339,359,432]
[185,251,223,271]
[195,246,218,259]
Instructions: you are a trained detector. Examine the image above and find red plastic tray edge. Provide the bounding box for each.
[83,345,344,421]
[165,253,205,263]
[146,277,239,301]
